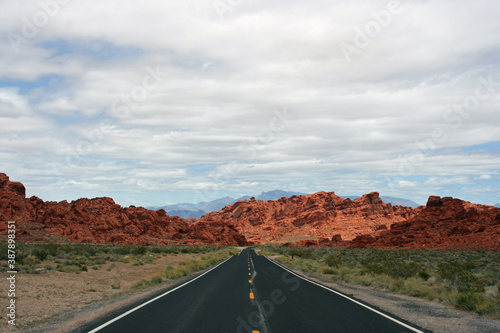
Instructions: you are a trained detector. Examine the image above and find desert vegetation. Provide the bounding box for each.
[0,242,230,274]
[261,246,500,318]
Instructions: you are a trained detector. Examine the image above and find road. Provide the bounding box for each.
[82,248,429,333]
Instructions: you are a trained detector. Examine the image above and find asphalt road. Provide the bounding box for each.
[82,248,429,333]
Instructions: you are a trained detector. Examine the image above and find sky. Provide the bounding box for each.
[1,0,499,207]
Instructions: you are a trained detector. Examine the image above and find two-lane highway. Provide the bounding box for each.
[81,248,429,333]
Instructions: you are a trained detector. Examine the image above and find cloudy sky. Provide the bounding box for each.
[1,0,499,207]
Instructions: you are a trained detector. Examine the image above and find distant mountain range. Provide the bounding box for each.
[150,190,306,218]
[150,190,422,219]
[495,203,500,208]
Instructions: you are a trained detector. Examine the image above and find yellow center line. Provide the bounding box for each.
[249,292,254,299]
[249,280,252,283]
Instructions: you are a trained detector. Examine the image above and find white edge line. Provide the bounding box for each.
[87,256,233,333]
[265,256,426,333]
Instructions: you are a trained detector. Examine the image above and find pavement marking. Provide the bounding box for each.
[87,256,234,333]
[249,280,252,283]
[250,292,255,299]
[249,272,251,276]
[265,256,426,333]
[252,331,260,333]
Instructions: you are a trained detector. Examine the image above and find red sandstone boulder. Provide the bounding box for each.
[349,196,500,250]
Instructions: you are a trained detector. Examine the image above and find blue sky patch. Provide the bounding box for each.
[37,39,144,62]
[0,74,66,95]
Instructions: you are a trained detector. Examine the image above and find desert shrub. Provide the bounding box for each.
[44,264,55,271]
[32,249,48,261]
[387,261,421,279]
[324,255,342,268]
[132,246,147,255]
[112,245,132,255]
[323,268,335,275]
[208,257,219,265]
[437,261,485,292]
[361,259,386,276]
[132,279,151,289]
[455,292,497,315]
[418,271,431,281]
[111,282,121,289]
[361,253,421,279]
[369,274,392,290]
[133,260,144,266]
[142,254,156,264]
[150,275,163,284]
[119,257,131,263]
[56,264,84,273]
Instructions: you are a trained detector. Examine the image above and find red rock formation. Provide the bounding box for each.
[0,173,249,246]
[282,234,349,248]
[5,172,498,251]
[349,196,500,250]
[197,191,420,244]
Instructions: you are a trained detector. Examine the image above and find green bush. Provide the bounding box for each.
[324,255,342,268]
[132,246,147,255]
[32,249,49,261]
[150,275,163,284]
[418,271,431,281]
[455,292,496,315]
[132,280,151,289]
[438,261,485,292]
[323,268,335,275]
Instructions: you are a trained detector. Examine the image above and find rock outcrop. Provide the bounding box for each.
[3,173,498,250]
[349,196,500,250]
[0,173,249,246]
[196,191,420,244]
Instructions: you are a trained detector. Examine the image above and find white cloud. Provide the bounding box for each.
[1,0,499,206]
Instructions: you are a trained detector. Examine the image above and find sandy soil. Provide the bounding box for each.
[276,260,500,333]
[0,252,213,333]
